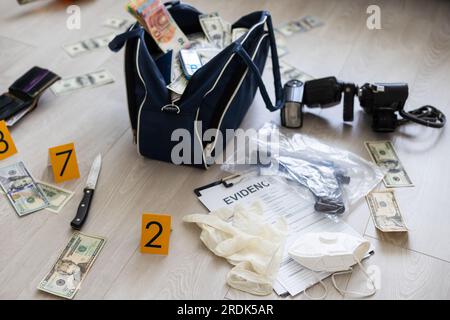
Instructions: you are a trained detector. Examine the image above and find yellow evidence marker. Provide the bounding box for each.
[48,142,80,183]
[0,120,18,161]
[140,213,172,255]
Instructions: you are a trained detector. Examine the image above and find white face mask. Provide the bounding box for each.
[288,232,370,272]
[288,232,377,299]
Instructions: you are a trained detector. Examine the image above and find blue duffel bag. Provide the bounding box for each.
[109,1,283,168]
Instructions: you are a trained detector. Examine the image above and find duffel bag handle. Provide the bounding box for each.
[234,12,284,112]
[109,28,143,52]
[164,0,180,8]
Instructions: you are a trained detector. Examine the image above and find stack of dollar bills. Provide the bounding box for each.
[365,141,412,233]
[0,162,74,216]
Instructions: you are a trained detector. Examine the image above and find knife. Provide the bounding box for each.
[71,154,102,230]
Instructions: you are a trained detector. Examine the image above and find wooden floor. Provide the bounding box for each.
[1,0,449,300]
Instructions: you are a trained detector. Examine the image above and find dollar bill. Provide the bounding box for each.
[38,232,106,299]
[170,50,183,82]
[223,21,233,47]
[63,33,116,58]
[301,15,324,29]
[143,4,189,53]
[276,21,307,37]
[171,91,182,103]
[365,141,414,188]
[287,69,314,83]
[231,28,248,42]
[167,74,188,95]
[196,47,221,65]
[366,190,408,232]
[187,32,211,49]
[276,15,324,37]
[273,32,289,57]
[103,18,129,29]
[199,12,227,49]
[0,162,50,217]
[37,182,74,214]
[279,60,295,75]
[277,45,289,57]
[50,69,114,96]
[278,60,314,82]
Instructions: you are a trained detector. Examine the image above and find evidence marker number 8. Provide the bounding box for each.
[0,121,17,160]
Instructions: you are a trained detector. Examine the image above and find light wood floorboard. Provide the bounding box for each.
[0,0,449,299]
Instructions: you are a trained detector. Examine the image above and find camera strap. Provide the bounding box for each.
[398,105,446,129]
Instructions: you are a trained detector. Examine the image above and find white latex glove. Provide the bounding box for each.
[183,202,287,296]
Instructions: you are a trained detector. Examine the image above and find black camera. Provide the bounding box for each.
[281,76,446,132]
[358,83,409,132]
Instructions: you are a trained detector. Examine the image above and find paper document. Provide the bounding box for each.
[196,174,373,296]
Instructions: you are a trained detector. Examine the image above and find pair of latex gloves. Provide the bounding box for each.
[183,202,287,296]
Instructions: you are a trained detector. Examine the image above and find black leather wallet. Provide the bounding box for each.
[0,66,60,125]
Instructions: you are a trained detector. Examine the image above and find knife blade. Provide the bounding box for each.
[70,154,102,230]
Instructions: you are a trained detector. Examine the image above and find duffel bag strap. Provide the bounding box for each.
[234,12,284,112]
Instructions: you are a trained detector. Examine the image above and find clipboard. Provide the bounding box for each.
[194,174,242,197]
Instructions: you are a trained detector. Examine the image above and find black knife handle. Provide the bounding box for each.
[71,188,94,230]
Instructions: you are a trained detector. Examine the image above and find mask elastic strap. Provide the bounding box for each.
[303,272,328,300]
[331,255,377,298]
